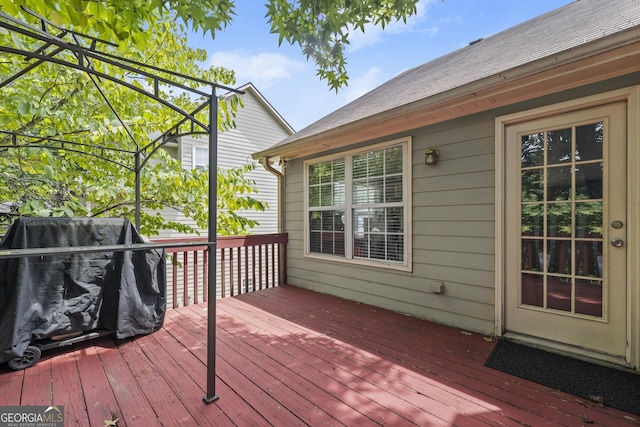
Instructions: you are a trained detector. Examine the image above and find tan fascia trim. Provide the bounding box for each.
[255,27,640,161]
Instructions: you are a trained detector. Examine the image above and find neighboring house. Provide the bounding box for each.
[254,0,640,371]
[155,82,293,238]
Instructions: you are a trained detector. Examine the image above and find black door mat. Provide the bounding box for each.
[484,339,640,415]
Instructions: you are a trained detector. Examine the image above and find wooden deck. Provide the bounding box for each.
[1,285,637,426]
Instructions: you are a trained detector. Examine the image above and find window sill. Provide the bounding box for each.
[303,252,412,273]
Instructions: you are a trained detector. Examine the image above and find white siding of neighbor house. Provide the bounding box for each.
[152,85,291,239]
[283,77,639,336]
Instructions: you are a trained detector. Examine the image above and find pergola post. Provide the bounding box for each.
[203,88,219,404]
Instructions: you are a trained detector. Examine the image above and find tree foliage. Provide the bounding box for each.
[0,0,420,236]
[4,0,420,91]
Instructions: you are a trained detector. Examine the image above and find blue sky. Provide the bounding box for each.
[188,0,574,131]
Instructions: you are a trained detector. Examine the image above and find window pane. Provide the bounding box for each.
[320,184,333,206]
[575,202,602,238]
[368,151,384,177]
[575,241,602,278]
[547,203,571,238]
[575,162,603,200]
[333,159,345,181]
[353,154,367,179]
[309,186,319,207]
[575,279,602,317]
[521,133,544,167]
[369,177,384,203]
[309,164,320,185]
[387,234,404,262]
[521,169,543,202]
[309,212,321,231]
[385,175,403,203]
[547,128,572,164]
[321,211,334,230]
[547,276,572,312]
[547,240,571,275]
[309,210,345,256]
[522,203,543,236]
[309,231,321,253]
[575,122,603,162]
[334,182,345,205]
[547,166,571,201]
[521,273,543,307]
[522,239,543,272]
[387,207,403,233]
[385,147,402,174]
[353,179,368,204]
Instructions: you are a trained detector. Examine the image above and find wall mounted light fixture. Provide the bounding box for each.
[424,148,440,166]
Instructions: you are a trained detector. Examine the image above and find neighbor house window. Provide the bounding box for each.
[194,146,208,170]
[305,138,411,270]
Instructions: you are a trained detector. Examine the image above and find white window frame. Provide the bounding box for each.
[303,137,412,271]
[193,145,208,170]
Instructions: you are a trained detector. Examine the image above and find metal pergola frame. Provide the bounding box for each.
[0,8,239,403]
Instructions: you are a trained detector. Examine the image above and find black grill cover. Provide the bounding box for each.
[0,217,166,363]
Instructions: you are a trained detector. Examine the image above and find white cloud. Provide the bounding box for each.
[344,67,386,103]
[346,0,438,52]
[207,50,306,89]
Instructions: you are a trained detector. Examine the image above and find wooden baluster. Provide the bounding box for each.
[203,249,208,302]
[271,243,276,288]
[236,247,241,294]
[229,248,235,296]
[258,244,263,290]
[221,248,226,298]
[193,250,199,304]
[251,245,256,292]
[183,251,189,306]
[172,253,178,309]
[244,246,248,294]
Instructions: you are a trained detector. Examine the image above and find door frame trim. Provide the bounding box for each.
[494,86,640,370]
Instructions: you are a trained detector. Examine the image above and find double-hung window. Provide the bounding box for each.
[305,137,411,270]
[193,146,208,170]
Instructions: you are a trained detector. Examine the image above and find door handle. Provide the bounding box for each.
[611,238,624,247]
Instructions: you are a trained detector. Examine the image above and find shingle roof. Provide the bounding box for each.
[269,0,640,150]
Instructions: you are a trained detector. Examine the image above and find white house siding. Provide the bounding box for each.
[152,84,291,239]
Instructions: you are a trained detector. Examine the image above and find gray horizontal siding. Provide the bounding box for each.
[283,113,497,335]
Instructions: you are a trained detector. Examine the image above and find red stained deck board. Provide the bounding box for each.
[49,348,91,427]
[134,328,231,427]
[169,307,339,427]
[21,354,53,406]
[231,287,635,427]
[219,298,496,426]
[73,338,124,427]
[93,338,161,426]
[116,337,194,426]
[154,313,269,427]
[0,369,22,406]
[1,285,638,427]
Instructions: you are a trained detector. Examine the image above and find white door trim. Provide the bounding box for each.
[494,86,640,370]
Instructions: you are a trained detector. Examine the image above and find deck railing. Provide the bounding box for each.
[153,233,287,309]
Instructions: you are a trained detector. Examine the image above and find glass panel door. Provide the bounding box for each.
[520,123,604,318]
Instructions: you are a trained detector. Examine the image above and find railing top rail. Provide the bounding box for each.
[154,233,288,251]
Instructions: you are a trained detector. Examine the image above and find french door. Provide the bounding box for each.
[504,102,627,362]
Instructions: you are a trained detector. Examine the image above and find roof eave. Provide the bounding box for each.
[253,27,640,161]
